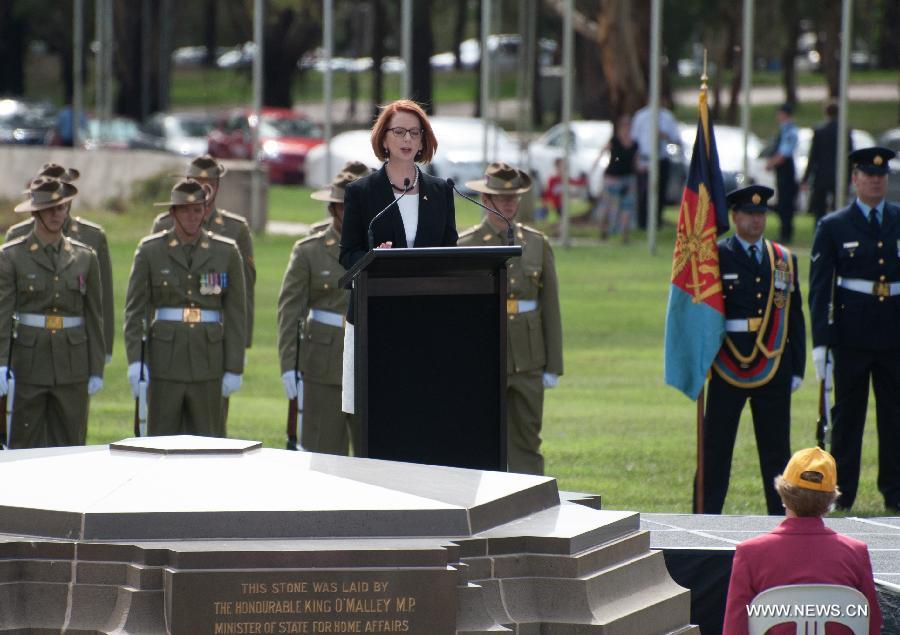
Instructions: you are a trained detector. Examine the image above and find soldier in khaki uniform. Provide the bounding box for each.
[151,155,256,348]
[0,177,104,448]
[6,164,115,364]
[124,179,246,437]
[459,162,564,475]
[303,161,374,237]
[277,165,371,454]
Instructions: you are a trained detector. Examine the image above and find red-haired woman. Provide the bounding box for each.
[338,100,458,412]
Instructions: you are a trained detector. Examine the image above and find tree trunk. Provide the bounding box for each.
[0,4,27,95]
[370,0,385,121]
[780,0,799,107]
[113,0,159,120]
[261,5,321,108]
[203,0,218,68]
[817,1,841,97]
[594,0,647,121]
[577,34,609,120]
[879,0,899,69]
[411,0,434,112]
[452,0,467,70]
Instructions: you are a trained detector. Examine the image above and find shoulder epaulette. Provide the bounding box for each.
[5,218,33,240]
[457,226,478,239]
[518,223,544,237]
[139,231,168,246]
[71,216,106,233]
[217,209,249,225]
[66,237,94,252]
[209,232,238,246]
[0,236,27,251]
[297,230,326,247]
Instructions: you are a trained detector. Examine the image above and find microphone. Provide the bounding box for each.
[446,178,515,246]
[368,177,410,250]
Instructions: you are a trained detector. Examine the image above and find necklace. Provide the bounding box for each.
[387,165,419,192]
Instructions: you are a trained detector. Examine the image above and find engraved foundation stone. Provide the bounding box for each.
[0,436,696,634]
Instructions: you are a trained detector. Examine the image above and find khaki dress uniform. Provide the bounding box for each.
[124,227,246,437]
[277,224,354,454]
[7,216,114,361]
[458,218,564,474]
[152,206,255,347]
[0,231,103,448]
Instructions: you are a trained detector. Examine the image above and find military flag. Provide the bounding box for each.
[663,87,729,399]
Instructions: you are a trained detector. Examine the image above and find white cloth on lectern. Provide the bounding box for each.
[341,323,355,414]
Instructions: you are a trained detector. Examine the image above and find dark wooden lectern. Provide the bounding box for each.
[340,246,521,471]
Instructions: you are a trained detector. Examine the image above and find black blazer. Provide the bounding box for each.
[339,164,458,323]
[719,235,806,380]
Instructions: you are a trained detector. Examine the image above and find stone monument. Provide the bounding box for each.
[0,436,696,634]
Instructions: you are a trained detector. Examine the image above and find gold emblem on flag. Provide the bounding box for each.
[672,182,720,304]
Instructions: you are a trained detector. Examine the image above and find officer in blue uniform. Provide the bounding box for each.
[808,146,900,511]
[696,185,806,515]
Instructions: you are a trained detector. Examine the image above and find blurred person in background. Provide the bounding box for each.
[593,113,638,243]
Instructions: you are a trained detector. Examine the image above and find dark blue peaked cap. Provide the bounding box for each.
[726,185,775,213]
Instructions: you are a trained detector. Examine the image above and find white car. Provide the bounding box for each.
[304,116,521,191]
[528,121,612,200]
[679,123,766,193]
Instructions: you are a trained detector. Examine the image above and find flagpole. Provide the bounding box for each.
[694,53,710,515]
[696,385,705,513]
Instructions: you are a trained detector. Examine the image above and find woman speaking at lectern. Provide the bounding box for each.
[338,99,458,413]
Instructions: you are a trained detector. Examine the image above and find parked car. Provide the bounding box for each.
[0,98,55,145]
[678,123,766,193]
[528,120,612,201]
[131,111,218,157]
[207,108,323,184]
[303,116,519,191]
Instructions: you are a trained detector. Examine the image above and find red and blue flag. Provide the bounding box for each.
[663,89,729,399]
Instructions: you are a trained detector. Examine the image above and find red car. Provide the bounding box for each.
[207,108,323,184]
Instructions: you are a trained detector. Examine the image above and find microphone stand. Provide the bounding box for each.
[367,177,411,250]
[446,178,515,246]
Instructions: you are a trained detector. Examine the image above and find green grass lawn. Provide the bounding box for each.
[38,182,883,518]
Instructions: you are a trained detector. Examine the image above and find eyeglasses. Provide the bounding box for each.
[387,126,423,139]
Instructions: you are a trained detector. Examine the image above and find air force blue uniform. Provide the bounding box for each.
[809,199,900,508]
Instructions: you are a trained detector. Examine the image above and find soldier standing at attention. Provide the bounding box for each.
[152,155,255,348]
[6,164,115,364]
[697,185,806,515]
[809,146,900,511]
[277,164,371,454]
[0,177,104,448]
[458,162,563,475]
[124,179,246,437]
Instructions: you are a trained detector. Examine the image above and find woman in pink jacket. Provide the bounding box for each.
[724,447,882,634]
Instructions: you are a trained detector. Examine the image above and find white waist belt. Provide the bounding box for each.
[309,309,345,328]
[725,318,762,333]
[837,276,900,297]
[18,313,83,329]
[508,299,538,314]
[155,307,221,323]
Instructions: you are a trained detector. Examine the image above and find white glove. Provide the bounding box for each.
[812,346,834,390]
[542,372,559,389]
[0,367,10,397]
[222,372,243,397]
[281,371,304,401]
[105,354,113,365]
[87,376,104,395]
[790,375,803,393]
[127,362,149,398]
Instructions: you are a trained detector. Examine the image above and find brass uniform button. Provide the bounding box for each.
[879,258,885,265]
[879,297,886,303]
[756,292,762,299]
[878,241,884,248]
[881,275,887,282]
[757,308,763,315]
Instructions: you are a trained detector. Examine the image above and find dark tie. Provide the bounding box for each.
[749,244,760,269]
[869,208,880,233]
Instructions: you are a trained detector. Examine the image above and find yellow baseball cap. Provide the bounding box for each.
[782,447,837,493]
